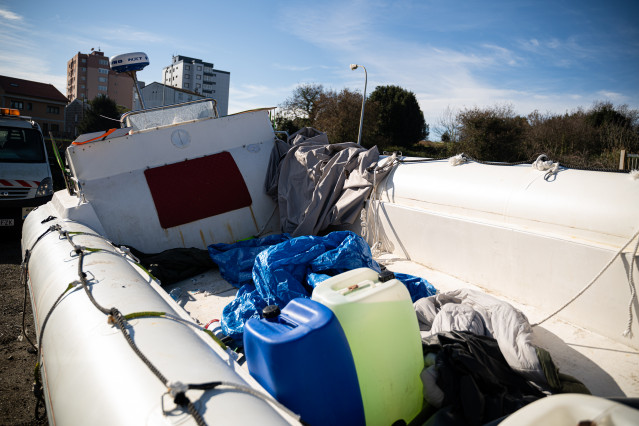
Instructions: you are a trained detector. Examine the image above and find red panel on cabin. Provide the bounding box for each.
[144,152,252,229]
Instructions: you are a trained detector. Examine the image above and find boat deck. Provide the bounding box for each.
[164,255,639,398]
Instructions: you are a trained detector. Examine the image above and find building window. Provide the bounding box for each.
[185,65,191,71]
[81,84,85,89]
[81,67,87,71]
[197,66,202,71]
[98,85,107,91]
[47,106,60,114]
[81,76,86,81]
[99,68,109,74]
[185,83,190,88]
[196,83,201,88]
[99,59,108,65]
[185,74,190,79]
[10,100,24,110]
[98,77,107,82]
[196,75,201,80]
[81,58,86,63]
[27,103,32,111]
[212,73,217,77]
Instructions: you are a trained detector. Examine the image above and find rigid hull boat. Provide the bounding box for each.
[21,98,639,425]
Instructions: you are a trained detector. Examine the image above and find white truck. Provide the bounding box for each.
[0,107,53,231]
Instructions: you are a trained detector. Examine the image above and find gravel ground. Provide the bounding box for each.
[0,229,46,425]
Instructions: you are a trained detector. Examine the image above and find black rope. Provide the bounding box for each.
[108,309,169,384]
[394,152,630,173]
[76,250,111,315]
[185,400,207,426]
[20,225,62,351]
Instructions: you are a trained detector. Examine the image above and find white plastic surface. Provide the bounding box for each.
[367,159,639,350]
[21,205,292,425]
[66,109,279,252]
[500,394,639,426]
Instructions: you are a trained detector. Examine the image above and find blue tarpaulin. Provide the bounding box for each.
[208,231,437,339]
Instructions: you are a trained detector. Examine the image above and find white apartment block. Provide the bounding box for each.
[162,55,230,116]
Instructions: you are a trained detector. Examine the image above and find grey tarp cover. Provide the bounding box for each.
[414,288,546,384]
[267,128,386,237]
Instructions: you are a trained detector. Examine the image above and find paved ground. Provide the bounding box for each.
[0,229,46,425]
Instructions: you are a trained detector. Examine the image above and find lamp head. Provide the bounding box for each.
[350,64,358,70]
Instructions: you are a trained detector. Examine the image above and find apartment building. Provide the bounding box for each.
[66,50,134,109]
[162,55,230,116]
[0,75,68,137]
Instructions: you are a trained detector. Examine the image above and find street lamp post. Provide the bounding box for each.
[350,64,367,145]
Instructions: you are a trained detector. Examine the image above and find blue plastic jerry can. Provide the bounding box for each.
[243,298,365,426]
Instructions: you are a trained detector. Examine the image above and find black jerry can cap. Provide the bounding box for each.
[262,304,281,320]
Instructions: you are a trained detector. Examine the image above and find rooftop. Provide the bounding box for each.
[0,75,68,103]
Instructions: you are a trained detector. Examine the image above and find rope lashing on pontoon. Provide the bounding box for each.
[532,154,560,181]
[122,311,228,350]
[21,222,300,425]
[20,223,63,351]
[623,234,639,338]
[532,225,639,339]
[448,153,468,166]
[161,381,304,424]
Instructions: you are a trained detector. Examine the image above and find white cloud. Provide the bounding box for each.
[597,90,626,102]
[0,8,22,21]
[273,1,633,138]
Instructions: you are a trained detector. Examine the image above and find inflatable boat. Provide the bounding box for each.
[21,97,639,425]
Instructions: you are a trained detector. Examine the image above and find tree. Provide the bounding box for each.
[279,83,325,127]
[313,88,383,147]
[524,103,639,168]
[271,112,303,137]
[456,104,528,162]
[436,106,460,142]
[77,95,121,134]
[368,85,428,147]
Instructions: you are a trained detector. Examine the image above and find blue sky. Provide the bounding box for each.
[1,0,637,138]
